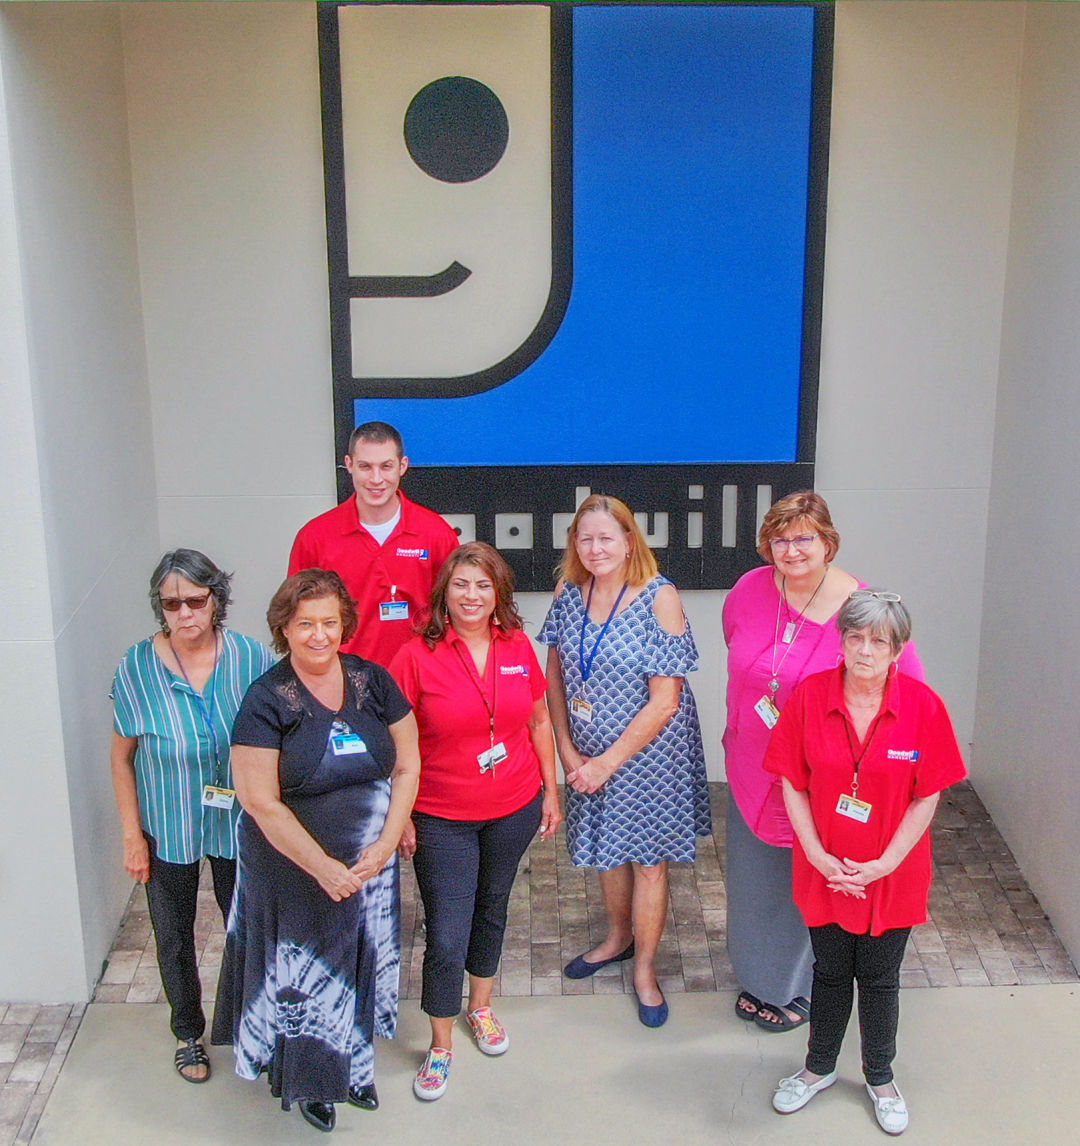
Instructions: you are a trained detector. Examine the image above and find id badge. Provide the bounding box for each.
[570,696,593,723]
[477,742,508,774]
[754,695,780,729]
[332,733,367,756]
[202,784,236,810]
[835,793,872,823]
[379,600,409,621]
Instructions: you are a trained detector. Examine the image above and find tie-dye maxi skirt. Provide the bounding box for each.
[212,777,399,1108]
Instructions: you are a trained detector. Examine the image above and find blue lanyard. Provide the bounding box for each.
[172,633,224,780]
[578,580,628,684]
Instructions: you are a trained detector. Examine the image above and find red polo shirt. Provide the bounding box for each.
[288,490,459,667]
[764,666,966,935]
[389,627,547,821]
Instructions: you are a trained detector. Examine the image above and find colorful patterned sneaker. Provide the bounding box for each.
[413,1047,452,1101]
[466,1007,510,1056]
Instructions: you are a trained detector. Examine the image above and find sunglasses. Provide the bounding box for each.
[159,593,212,612]
[849,589,902,603]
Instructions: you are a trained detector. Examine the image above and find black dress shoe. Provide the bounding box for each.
[298,1099,336,1132]
[347,1083,379,1111]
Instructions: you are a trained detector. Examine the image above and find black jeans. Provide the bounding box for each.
[805,922,911,1086]
[144,835,235,1041]
[412,791,542,1018]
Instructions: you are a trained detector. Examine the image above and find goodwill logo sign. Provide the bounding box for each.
[319,1,831,589]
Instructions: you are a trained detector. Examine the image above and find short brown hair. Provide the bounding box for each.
[266,568,359,655]
[557,494,659,587]
[420,542,523,648]
[348,420,403,457]
[757,490,841,564]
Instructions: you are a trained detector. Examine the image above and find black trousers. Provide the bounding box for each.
[144,835,235,1041]
[805,922,911,1086]
[412,791,542,1018]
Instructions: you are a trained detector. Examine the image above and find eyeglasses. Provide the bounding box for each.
[769,534,818,551]
[159,593,211,612]
[849,589,902,603]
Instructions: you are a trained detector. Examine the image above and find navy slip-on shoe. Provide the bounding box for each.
[563,941,636,980]
[636,993,669,1028]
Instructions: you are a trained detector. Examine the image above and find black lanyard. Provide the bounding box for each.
[172,632,225,785]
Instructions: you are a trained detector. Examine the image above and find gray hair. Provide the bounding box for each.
[149,549,232,631]
[836,589,912,656]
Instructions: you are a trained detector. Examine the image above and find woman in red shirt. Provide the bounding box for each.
[763,590,965,1136]
[390,543,561,1101]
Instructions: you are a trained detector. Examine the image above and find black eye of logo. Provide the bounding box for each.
[404,76,509,184]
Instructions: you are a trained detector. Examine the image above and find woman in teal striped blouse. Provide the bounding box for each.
[110,549,273,1084]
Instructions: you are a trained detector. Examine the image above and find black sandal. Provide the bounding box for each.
[754,995,810,1033]
[174,1038,211,1083]
[735,990,763,1022]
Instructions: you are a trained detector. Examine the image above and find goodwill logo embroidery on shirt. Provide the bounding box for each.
[500,665,528,677]
[395,547,429,559]
[887,749,919,761]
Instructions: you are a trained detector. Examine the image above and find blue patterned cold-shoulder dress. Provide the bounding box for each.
[539,576,711,870]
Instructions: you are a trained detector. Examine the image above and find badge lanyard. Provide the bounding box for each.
[172,631,225,787]
[455,638,503,775]
[835,677,890,825]
[767,568,829,696]
[578,579,629,691]
[754,576,831,731]
[843,713,883,801]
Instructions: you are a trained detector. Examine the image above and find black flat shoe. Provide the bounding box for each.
[298,1099,336,1132]
[347,1083,379,1111]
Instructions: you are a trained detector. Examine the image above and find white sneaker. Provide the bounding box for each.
[866,1082,909,1134]
[772,1070,838,1113]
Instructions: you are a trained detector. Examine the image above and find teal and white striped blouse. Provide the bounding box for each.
[111,629,274,864]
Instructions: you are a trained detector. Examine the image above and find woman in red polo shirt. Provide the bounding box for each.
[390,543,561,1102]
[763,590,965,1136]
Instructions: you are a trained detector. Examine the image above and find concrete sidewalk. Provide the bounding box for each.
[33,986,1078,1146]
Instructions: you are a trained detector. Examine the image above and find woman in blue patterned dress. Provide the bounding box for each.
[539,495,711,1027]
[212,569,420,1133]
[111,549,274,1085]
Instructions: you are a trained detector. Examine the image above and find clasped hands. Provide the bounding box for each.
[318,841,393,902]
[564,753,616,796]
[815,853,892,899]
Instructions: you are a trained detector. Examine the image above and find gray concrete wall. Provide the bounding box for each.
[0,2,157,999]
[974,1,1080,963]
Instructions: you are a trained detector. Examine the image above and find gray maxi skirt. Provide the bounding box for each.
[725,795,813,1005]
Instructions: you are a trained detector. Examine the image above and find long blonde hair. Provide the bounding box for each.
[557,495,659,587]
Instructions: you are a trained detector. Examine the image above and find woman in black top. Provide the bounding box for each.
[212,569,420,1133]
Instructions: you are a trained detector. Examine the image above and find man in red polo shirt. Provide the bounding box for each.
[288,421,459,666]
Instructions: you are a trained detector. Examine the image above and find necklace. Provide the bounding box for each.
[768,567,829,696]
